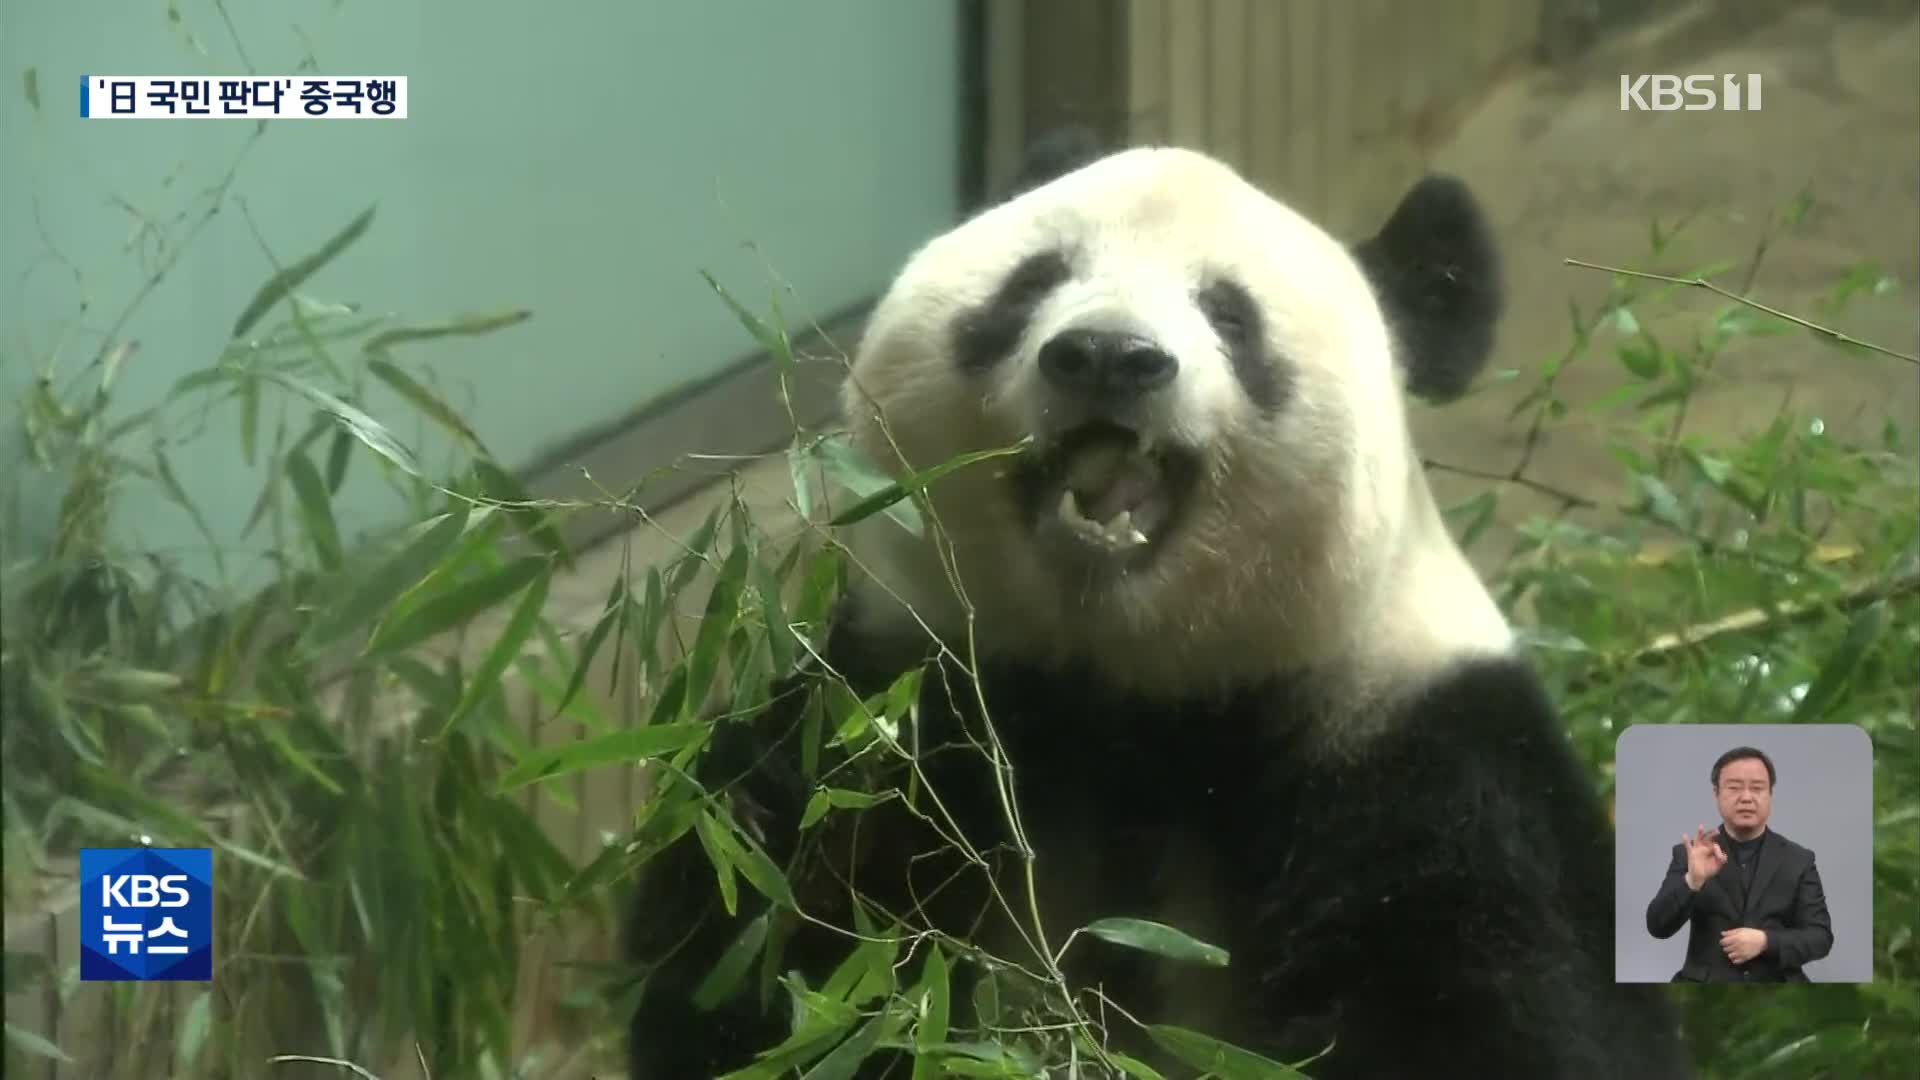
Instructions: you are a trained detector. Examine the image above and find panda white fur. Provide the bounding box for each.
[622,138,1696,1079]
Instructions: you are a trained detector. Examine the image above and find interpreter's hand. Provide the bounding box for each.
[1720,927,1767,965]
[1682,824,1727,891]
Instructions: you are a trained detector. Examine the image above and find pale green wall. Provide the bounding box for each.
[1,0,963,591]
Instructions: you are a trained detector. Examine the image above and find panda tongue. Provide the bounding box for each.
[1074,457,1159,524]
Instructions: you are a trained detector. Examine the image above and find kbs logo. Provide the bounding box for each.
[1620,74,1763,111]
[80,847,213,982]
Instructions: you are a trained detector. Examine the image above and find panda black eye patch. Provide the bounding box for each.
[951,249,1073,373]
[1198,276,1288,415]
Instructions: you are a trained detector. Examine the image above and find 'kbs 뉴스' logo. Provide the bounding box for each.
[80,847,213,982]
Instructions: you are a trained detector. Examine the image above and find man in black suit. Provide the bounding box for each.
[1645,746,1834,982]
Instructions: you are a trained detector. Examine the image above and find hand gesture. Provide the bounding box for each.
[1720,927,1767,965]
[1682,824,1727,890]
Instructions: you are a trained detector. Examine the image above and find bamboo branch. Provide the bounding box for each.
[1634,566,1917,663]
[1561,565,1920,699]
[1564,258,1919,367]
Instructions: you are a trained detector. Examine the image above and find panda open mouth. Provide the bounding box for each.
[1015,421,1195,560]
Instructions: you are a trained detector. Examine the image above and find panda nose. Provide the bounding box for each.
[1037,330,1178,398]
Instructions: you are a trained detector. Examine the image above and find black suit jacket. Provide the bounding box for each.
[1644,826,1834,983]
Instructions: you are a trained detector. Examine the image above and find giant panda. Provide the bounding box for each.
[619,138,1697,1079]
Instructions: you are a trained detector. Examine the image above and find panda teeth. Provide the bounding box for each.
[1058,489,1086,524]
[1103,510,1148,548]
[1056,491,1148,550]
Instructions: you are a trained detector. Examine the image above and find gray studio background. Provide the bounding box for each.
[1613,723,1874,983]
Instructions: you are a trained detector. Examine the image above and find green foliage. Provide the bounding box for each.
[1486,275,1919,723]
[3,176,1915,1080]
[2,206,584,1079]
[1472,214,1919,1079]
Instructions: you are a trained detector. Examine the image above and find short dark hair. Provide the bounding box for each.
[1711,746,1776,789]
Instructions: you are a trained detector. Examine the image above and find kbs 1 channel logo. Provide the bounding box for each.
[80,847,214,982]
[1619,73,1763,112]
[80,75,409,119]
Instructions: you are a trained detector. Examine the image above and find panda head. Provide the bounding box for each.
[838,144,1514,705]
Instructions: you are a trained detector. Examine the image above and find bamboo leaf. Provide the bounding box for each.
[799,787,892,831]
[728,832,795,910]
[231,205,376,338]
[1443,489,1500,552]
[692,913,770,1012]
[1146,1026,1308,1079]
[1633,473,1691,531]
[811,435,920,534]
[303,504,473,653]
[1095,1050,1169,1080]
[1792,600,1890,722]
[257,718,345,796]
[439,559,553,737]
[669,505,724,597]
[798,1013,890,1080]
[494,721,707,793]
[911,946,951,1080]
[90,668,184,699]
[240,374,259,465]
[701,271,791,368]
[367,554,547,656]
[824,438,1032,532]
[4,1023,71,1063]
[153,450,224,573]
[362,307,531,351]
[694,810,742,918]
[367,354,485,451]
[756,554,797,677]
[550,574,626,726]
[696,811,797,911]
[284,449,344,570]
[324,425,354,492]
[1081,917,1229,967]
[685,540,751,717]
[472,457,571,568]
[715,1021,848,1080]
[789,444,816,521]
[270,372,424,479]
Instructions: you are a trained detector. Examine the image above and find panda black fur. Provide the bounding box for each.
[621,141,1697,1079]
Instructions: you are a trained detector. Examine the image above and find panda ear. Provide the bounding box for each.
[997,125,1109,205]
[1352,175,1504,405]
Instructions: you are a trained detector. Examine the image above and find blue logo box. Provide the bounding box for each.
[79,848,213,982]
